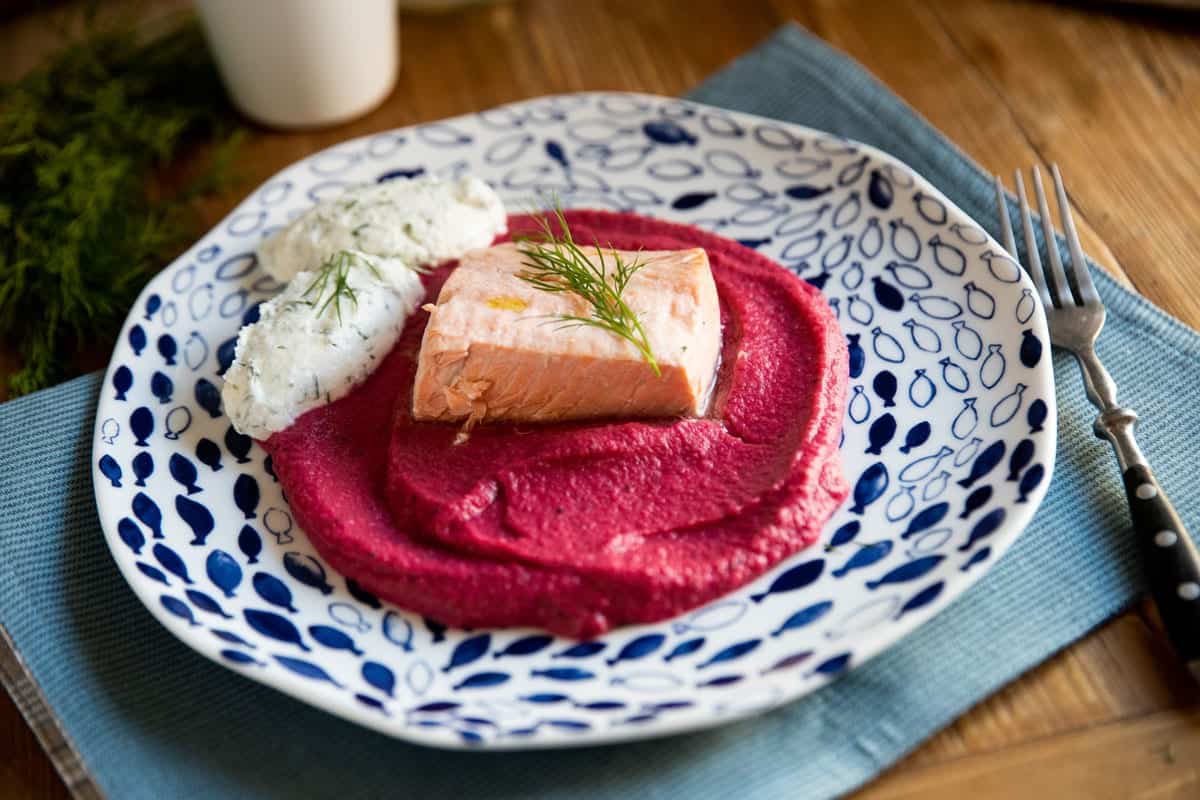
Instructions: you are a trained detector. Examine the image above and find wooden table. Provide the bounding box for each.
[3,1,1200,797]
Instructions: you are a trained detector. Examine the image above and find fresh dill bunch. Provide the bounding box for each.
[0,16,242,396]
[301,250,382,324]
[516,207,660,376]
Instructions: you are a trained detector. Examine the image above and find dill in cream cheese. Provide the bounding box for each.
[257,176,506,283]
[222,250,423,439]
[221,176,507,438]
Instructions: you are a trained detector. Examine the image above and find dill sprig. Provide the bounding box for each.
[302,250,382,324]
[0,16,242,396]
[516,207,660,376]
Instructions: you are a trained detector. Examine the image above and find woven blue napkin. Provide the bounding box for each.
[3,23,1198,800]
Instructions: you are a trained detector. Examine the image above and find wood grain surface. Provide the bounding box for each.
[2,1,1199,797]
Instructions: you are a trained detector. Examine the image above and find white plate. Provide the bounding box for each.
[92,93,1056,749]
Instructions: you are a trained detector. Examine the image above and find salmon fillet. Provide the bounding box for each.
[412,242,722,426]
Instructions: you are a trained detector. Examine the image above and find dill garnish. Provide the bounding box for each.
[302,250,382,324]
[516,207,660,376]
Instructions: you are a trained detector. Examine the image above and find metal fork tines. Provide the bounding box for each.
[995,166,1200,681]
[996,166,1114,410]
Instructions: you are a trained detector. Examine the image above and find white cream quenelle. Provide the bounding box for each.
[257,176,507,283]
[221,251,425,439]
[222,176,508,439]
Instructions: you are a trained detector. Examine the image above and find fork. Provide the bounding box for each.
[995,165,1200,680]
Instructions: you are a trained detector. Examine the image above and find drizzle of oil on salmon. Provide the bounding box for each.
[486,295,529,311]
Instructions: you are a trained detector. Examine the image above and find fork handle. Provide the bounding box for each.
[1123,463,1200,670]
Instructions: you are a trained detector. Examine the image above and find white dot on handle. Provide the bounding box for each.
[1178,582,1200,601]
[1136,483,1158,500]
[1155,530,1179,547]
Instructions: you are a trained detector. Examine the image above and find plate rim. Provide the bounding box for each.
[91,91,1058,750]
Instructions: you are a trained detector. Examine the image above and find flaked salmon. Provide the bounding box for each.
[412,242,722,426]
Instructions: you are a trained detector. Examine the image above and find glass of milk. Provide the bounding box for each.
[195,0,399,129]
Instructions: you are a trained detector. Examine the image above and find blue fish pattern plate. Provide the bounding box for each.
[93,93,1056,750]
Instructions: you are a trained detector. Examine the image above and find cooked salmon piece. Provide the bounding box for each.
[412,242,721,426]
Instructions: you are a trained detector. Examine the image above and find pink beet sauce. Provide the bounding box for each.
[264,211,848,638]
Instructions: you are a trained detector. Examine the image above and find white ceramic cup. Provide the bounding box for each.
[195,0,399,129]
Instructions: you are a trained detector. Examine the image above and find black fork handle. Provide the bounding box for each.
[1123,463,1200,674]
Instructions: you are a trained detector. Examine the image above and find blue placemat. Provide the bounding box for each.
[3,23,1199,800]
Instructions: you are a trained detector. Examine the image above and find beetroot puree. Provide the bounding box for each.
[264,211,848,638]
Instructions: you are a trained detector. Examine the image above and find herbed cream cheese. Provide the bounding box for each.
[257,176,506,283]
[222,251,424,439]
[222,175,507,439]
